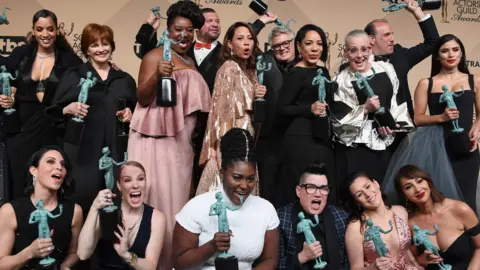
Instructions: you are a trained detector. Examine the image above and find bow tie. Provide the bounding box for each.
[195,42,211,50]
[374,54,391,62]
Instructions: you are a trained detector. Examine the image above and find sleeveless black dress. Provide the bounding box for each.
[96,204,153,270]
[427,75,480,213]
[10,197,75,270]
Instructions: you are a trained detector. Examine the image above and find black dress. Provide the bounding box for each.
[4,44,82,199]
[96,204,153,269]
[427,75,479,213]
[276,66,335,206]
[10,197,75,270]
[45,62,137,214]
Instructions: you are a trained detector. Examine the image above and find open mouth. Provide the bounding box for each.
[367,195,376,203]
[311,199,322,210]
[178,40,189,49]
[243,48,251,56]
[235,191,247,202]
[51,173,62,182]
[130,191,142,203]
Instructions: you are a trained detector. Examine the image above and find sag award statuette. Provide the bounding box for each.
[440,85,470,155]
[0,65,21,132]
[156,29,184,107]
[297,212,327,269]
[0,7,11,25]
[413,224,452,270]
[249,0,295,28]
[209,192,243,270]
[381,0,441,12]
[64,71,96,145]
[150,6,167,19]
[311,69,335,140]
[364,219,393,257]
[354,70,396,129]
[253,55,271,122]
[29,200,63,269]
[98,147,128,242]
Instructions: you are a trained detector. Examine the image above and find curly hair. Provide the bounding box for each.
[24,145,75,198]
[166,0,205,29]
[220,128,256,170]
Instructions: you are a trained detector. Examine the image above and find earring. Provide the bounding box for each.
[32,176,37,186]
[230,49,234,56]
[61,188,65,195]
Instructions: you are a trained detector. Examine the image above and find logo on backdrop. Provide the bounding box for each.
[203,0,243,5]
[133,43,143,59]
[326,31,339,71]
[0,36,26,57]
[446,0,480,23]
[467,59,480,67]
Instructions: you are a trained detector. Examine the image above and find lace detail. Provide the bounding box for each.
[363,214,417,269]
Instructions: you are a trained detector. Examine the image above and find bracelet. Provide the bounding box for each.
[125,252,138,266]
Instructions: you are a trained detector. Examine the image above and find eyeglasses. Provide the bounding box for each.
[346,46,371,56]
[299,184,330,195]
[271,39,293,51]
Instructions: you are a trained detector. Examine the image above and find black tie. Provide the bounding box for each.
[374,54,391,62]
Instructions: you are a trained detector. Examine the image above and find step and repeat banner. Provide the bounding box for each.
[1,0,479,92]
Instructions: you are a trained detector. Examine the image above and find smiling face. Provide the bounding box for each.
[271,33,295,62]
[349,176,383,210]
[370,22,394,55]
[438,40,463,70]
[400,177,432,206]
[86,38,111,64]
[33,16,57,50]
[228,26,254,60]
[169,16,194,55]
[117,164,146,208]
[297,30,323,66]
[29,150,66,192]
[346,34,372,72]
[222,161,256,205]
[198,11,220,42]
[296,173,329,215]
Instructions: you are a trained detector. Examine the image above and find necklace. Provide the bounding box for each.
[125,205,145,245]
[172,50,193,65]
[36,52,54,94]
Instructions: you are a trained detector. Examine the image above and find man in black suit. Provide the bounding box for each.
[365,0,439,121]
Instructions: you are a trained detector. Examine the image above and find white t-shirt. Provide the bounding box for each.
[175,190,279,270]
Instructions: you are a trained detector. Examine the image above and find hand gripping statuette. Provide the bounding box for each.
[29,200,63,267]
[297,211,327,269]
[439,85,464,133]
[413,224,452,270]
[99,146,128,212]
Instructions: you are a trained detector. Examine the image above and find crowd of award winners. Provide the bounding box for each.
[0,0,479,269]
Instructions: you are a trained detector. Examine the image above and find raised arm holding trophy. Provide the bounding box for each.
[382,0,441,12]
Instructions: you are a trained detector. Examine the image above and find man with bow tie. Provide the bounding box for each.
[365,0,439,122]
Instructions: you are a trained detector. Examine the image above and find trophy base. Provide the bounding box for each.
[64,119,85,145]
[314,260,328,269]
[117,132,129,156]
[37,257,58,270]
[253,98,267,122]
[249,0,268,16]
[445,131,471,156]
[374,109,396,129]
[421,0,442,11]
[439,263,452,270]
[100,206,120,242]
[215,255,239,270]
[156,77,177,107]
[2,109,21,133]
[312,115,331,142]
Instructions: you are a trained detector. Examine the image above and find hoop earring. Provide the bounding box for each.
[32,176,37,186]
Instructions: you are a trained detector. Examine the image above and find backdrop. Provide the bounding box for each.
[1,0,479,93]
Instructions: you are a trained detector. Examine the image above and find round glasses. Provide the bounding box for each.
[300,184,330,195]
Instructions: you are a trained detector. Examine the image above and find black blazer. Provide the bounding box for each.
[187,43,223,92]
[135,24,158,58]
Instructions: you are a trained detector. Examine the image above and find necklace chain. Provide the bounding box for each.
[172,50,193,65]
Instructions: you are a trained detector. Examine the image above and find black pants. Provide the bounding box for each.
[257,136,283,207]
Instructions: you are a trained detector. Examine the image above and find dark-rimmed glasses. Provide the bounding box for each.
[271,39,293,51]
[299,184,330,195]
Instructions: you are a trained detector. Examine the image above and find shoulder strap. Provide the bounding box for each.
[428,78,433,93]
[468,74,474,91]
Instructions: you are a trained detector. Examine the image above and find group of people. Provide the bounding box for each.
[0,0,479,269]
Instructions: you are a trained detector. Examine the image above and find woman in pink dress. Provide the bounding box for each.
[127,1,211,269]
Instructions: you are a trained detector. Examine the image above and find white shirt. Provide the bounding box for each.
[194,40,218,66]
[175,190,279,270]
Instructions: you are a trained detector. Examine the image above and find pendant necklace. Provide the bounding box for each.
[36,52,55,93]
[172,50,193,66]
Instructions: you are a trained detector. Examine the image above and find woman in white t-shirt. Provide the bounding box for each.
[173,128,280,269]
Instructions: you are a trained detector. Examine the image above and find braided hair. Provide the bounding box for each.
[220,128,256,170]
[166,0,204,29]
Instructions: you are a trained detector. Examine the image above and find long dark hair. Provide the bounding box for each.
[220,22,260,81]
[340,172,391,232]
[431,34,469,77]
[24,145,75,198]
[394,165,445,213]
[30,9,74,53]
[294,24,328,63]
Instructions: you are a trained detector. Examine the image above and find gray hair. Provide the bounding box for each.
[344,29,369,48]
[268,26,296,45]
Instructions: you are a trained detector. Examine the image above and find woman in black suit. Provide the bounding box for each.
[1,9,82,199]
[46,23,136,214]
[276,24,335,206]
